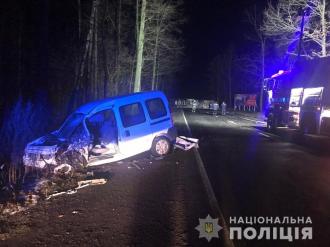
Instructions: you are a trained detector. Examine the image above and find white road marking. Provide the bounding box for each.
[258,132,271,138]
[181,110,235,247]
[241,117,267,124]
[241,117,254,122]
[182,110,192,134]
[227,120,238,125]
[132,163,142,170]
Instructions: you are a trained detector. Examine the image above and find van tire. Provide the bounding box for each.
[151,136,172,157]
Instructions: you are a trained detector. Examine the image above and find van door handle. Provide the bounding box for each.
[125,130,130,137]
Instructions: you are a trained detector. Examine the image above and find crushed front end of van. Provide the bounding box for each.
[23,133,89,170]
[23,134,60,169]
[24,112,90,171]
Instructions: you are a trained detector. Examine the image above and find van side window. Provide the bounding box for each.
[119,103,146,127]
[146,98,167,119]
[86,109,118,146]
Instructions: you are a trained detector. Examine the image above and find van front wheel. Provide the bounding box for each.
[151,137,172,156]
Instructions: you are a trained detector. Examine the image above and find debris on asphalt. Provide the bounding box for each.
[132,163,142,170]
[86,171,94,177]
[66,190,77,195]
[46,178,107,200]
[77,178,107,187]
[1,202,26,215]
[46,191,67,200]
[54,164,73,176]
[175,136,199,151]
[1,191,40,216]
[25,193,39,207]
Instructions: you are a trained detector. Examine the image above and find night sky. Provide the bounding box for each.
[0,0,270,106]
[180,0,269,98]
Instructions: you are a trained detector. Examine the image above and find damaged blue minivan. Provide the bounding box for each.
[23,91,177,171]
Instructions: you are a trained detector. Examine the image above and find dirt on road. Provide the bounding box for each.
[1,150,223,247]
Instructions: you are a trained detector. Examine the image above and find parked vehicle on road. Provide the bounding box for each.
[23,91,177,171]
[265,57,330,135]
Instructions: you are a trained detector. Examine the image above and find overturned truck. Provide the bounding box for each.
[23,91,178,173]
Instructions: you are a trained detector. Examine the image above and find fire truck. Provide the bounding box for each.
[265,57,330,135]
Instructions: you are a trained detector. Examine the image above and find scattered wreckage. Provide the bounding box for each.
[23,91,198,175]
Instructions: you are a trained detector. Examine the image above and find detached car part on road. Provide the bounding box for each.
[23,91,177,172]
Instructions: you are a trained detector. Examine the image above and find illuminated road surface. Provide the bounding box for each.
[174,109,330,247]
[3,109,329,247]
[3,142,221,246]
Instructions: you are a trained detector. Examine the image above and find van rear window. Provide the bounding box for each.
[146,98,167,119]
[119,103,146,127]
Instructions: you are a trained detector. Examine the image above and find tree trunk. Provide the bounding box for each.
[85,0,97,101]
[136,0,139,49]
[17,12,23,92]
[78,0,81,40]
[155,61,160,90]
[134,0,147,92]
[320,0,326,57]
[129,54,136,93]
[93,0,99,99]
[129,0,139,93]
[69,0,95,111]
[76,1,95,83]
[151,26,160,90]
[101,17,110,98]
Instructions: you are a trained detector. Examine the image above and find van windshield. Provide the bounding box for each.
[57,113,85,139]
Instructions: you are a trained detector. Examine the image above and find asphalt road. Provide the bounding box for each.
[2,109,329,247]
[174,109,330,247]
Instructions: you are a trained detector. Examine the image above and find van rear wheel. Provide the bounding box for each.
[151,137,172,156]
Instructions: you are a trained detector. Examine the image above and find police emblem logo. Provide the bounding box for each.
[205,222,213,233]
[195,214,223,242]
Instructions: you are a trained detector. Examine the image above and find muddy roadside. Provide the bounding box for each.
[1,150,222,247]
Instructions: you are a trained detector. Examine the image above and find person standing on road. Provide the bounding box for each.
[192,100,197,113]
[211,102,219,116]
[221,101,227,115]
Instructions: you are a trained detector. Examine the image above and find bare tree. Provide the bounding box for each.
[69,0,183,103]
[262,0,330,58]
[246,6,267,111]
[72,0,99,105]
[143,0,184,90]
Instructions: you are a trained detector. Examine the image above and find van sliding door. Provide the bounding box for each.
[118,102,152,156]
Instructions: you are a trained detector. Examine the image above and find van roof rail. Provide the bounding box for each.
[75,90,164,114]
